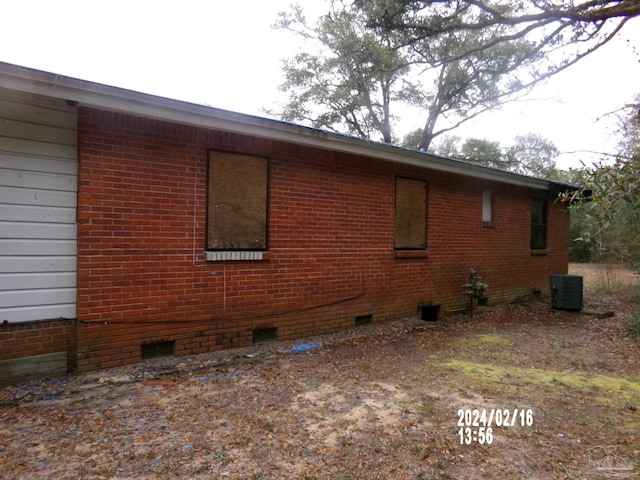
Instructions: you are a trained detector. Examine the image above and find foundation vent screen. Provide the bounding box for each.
[355,315,373,327]
[141,340,176,360]
[253,327,277,344]
[421,305,440,322]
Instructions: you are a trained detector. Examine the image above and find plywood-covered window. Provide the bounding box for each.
[395,177,427,250]
[207,151,268,250]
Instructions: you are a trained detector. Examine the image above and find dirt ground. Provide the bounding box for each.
[1,265,639,479]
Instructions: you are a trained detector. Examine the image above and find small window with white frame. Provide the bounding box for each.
[482,190,494,226]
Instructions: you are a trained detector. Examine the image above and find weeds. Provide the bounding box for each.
[213,451,233,465]
[412,443,425,455]
[435,460,454,479]
[593,265,628,293]
[415,394,437,418]
[336,435,350,447]
[628,313,640,339]
[570,263,639,296]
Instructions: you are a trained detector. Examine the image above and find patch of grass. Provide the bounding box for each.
[435,460,454,479]
[595,396,616,408]
[434,360,640,406]
[571,263,640,297]
[478,334,512,346]
[335,435,350,447]
[411,443,425,455]
[487,351,512,360]
[455,334,512,348]
[415,394,437,418]
[389,439,402,450]
[624,421,640,433]
[593,266,629,293]
[452,334,513,361]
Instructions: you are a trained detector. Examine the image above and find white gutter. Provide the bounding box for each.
[0,61,554,190]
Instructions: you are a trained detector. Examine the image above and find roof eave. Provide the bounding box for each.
[0,61,558,191]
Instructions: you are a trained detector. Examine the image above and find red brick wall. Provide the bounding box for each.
[0,319,76,369]
[76,108,569,372]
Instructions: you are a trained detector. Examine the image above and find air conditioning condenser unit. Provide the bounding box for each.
[550,274,583,311]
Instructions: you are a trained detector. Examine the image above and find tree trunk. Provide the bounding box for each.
[419,109,439,151]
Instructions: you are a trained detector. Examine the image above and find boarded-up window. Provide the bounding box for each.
[395,177,427,250]
[208,151,268,250]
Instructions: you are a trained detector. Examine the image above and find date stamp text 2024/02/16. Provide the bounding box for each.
[457,408,533,445]
[456,408,637,479]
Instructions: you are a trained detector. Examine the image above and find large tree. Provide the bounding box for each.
[360,0,640,149]
[429,132,560,177]
[274,1,546,149]
[273,4,423,143]
[505,133,560,178]
[570,94,640,262]
[592,97,640,261]
[359,0,640,69]
[275,1,640,150]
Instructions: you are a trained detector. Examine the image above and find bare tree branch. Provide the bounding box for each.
[274,1,640,152]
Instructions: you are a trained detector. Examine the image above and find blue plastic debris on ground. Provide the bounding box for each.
[284,342,321,353]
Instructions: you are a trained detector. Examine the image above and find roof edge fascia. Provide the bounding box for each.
[0,62,554,190]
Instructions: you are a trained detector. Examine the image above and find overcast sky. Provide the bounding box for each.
[2,0,639,170]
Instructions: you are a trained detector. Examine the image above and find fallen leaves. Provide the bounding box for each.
[1,293,639,479]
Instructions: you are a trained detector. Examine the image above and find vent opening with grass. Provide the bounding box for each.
[355,314,372,327]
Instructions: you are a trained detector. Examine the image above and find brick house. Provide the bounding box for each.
[0,62,577,383]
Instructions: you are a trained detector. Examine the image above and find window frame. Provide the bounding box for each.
[394,177,427,251]
[482,189,494,226]
[530,198,548,250]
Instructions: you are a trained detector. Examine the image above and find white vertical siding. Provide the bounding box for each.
[0,87,78,323]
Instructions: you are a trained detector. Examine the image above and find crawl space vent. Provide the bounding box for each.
[141,340,175,360]
[253,327,277,344]
[421,305,440,322]
[355,314,373,327]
